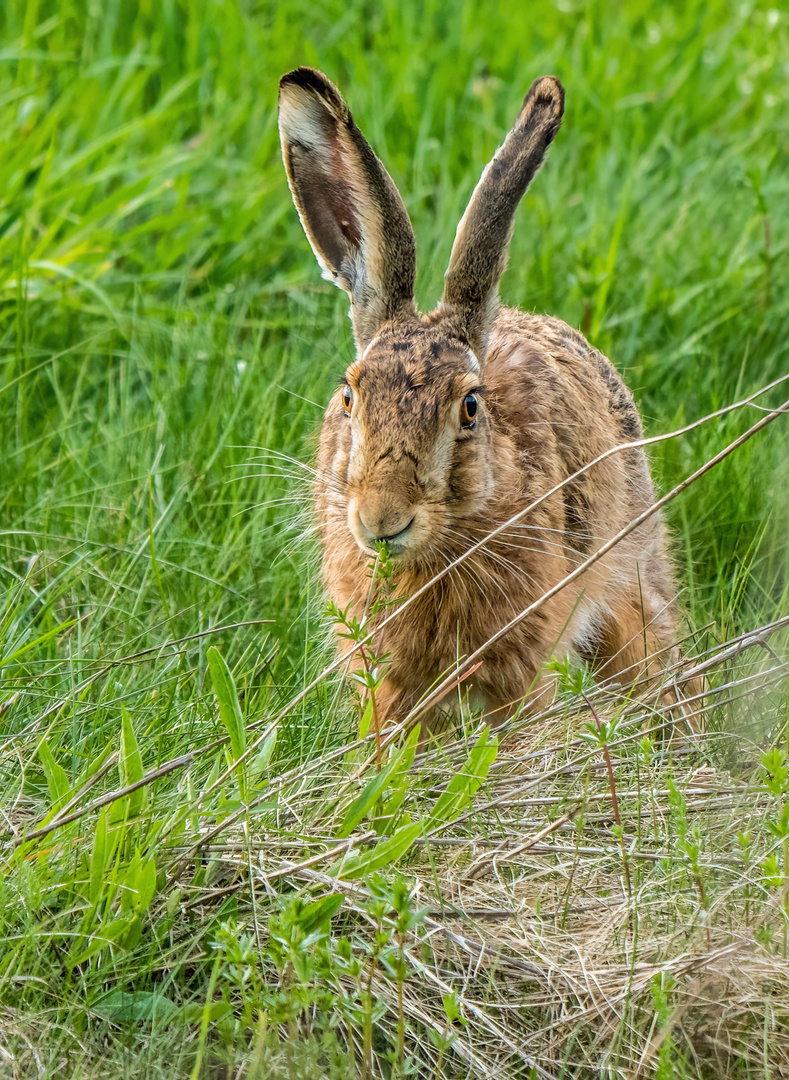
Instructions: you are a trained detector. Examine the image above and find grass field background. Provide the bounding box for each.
[1,1,789,1076]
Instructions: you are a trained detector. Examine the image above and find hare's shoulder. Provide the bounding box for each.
[485,307,643,451]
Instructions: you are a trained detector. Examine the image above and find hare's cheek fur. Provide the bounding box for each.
[442,421,497,519]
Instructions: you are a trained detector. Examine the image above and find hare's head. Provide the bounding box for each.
[278,67,564,562]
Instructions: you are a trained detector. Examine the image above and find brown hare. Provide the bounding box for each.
[278,67,697,734]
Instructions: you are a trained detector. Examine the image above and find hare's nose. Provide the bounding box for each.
[355,503,415,547]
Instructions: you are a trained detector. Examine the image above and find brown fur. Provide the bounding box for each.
[278,68,699,733]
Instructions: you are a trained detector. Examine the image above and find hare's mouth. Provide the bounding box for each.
[354,516,415,558]
[375,518,416,555]
[377,517,414,543]
[348,501,428,560]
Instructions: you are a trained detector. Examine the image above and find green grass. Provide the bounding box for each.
[1,0,789,1076]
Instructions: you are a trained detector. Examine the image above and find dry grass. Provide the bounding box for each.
[151,622,789,1080]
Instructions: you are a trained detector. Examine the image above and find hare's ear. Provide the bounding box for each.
[439,76,564,360]
[278,67,417,350]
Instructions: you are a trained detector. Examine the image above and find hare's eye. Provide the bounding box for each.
[342,386,353,414]
[460,393,478,429]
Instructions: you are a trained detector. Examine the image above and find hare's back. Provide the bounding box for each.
[484,307,656,528]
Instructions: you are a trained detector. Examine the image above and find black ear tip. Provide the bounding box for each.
[278,67,347,117]
[280,66,328,92]
[523,75,565,119]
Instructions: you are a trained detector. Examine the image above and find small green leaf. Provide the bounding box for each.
[181,1001,233,1025]
[766,802,789,840]
[338,758,398,838]
[330,821,421,879]
[38,739,70,808]
[299,893,344,933]
[249,728,277,782]
[120,850,142,913]
[208,646,247,801]
[388,723,420,781]
[121,849,158,915]
[93,990,181,1025]
[89,808,109,907]
[339,727,422,837]
[134,855,157,915]
[357,695,375,740]
[373,778,410,836]
[761,748,789,796]
[429,728,497,827]
[119,709,145,816]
